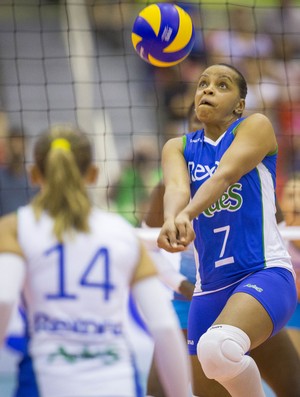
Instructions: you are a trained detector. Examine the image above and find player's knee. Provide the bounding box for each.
[197,324,251,382]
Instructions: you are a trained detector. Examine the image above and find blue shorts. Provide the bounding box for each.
[188,267,297,355]
[172,300,191,329]
[286,302,300,329]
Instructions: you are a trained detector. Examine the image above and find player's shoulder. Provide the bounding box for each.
[0,211,23,255]
[162,136,186,156]
[163,136,182,147]
[235,113,275,144]
[0,211,17,233]
[239,113,273,129]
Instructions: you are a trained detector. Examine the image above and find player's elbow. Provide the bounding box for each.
[214,167,242,189]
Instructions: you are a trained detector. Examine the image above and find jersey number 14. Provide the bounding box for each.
[44,244,115,301]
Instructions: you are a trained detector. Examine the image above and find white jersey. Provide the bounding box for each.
[17,205,144,397]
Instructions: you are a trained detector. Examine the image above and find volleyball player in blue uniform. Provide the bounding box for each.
[158,63,297,397]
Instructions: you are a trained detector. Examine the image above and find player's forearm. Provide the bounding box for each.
[163,186,190,221]
[152,326,190,397]
[183,172,230,220]
[132,277,190,397]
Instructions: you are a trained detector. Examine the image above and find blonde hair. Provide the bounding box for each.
[32,124,93,242]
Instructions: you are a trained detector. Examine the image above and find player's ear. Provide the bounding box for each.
[234,98,245,116]
[84,164,99,185]
[29,164,44,187]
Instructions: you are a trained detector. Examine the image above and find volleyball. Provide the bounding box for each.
[131,3,195,67]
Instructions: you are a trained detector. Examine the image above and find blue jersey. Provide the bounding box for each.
[184,118,293,293]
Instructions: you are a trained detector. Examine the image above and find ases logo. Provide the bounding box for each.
[203,183,243,217]
[188,160,243,217]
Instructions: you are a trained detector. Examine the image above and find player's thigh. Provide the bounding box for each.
[286,302,300,357]
[287,328,300,357]
[213,292,273,349]
[251,329,300,397]
[214,268,297,349]
[190,355,230,397]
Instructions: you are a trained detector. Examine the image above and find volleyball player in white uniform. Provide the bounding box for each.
[0,125,190,397]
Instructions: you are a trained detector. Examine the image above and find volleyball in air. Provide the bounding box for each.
[131,3,195,67]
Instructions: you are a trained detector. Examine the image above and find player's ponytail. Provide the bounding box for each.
[32,125,93,242]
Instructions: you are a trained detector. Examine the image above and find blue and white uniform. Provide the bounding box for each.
[185,118,297,353]
[16,205,144,397]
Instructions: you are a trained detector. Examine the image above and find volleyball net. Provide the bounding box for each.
[0,0,299,227]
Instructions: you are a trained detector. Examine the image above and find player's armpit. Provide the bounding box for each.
[178,280,195,300]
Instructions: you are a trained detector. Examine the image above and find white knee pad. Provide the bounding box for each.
[197,324,251,382]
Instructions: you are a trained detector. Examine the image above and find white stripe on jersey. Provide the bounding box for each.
[257,163,295,274]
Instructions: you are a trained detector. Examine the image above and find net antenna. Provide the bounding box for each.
[60,0,121,208]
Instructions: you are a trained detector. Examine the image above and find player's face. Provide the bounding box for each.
[281,178,300,248]
[194,65,244,123]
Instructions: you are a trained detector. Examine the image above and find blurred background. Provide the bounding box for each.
[0,0,299,396]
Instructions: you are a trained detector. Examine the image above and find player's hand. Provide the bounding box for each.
[174,211,195,247]
[157,218,187,253]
